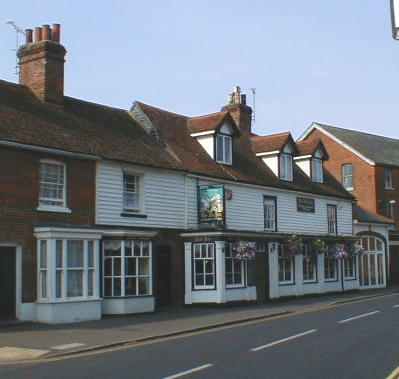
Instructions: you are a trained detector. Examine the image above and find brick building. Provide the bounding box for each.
[300,123,398,284]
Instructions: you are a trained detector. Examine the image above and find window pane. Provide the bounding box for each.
[205,260,213,274]
[41,271,47,298]
[134,241,141,257]
[205,274,214,286]
[40,240,47,269]
[104,240,122,256]
[125,258,137,276]
[67,240,84,268]
[87,241,94,268]
[138,277,150,295]
[195,260,204,275]
[104,258,113,277]
[369,237,376,251]
[104,278,112,297]
[195,274,204,286]
[113,278,122,296]
[216,135,224,162]
[56,240,63,268]
[142,241,150,256]
[224,136,232,164]
[67,270,83,297]
[125,278,137,296]
[226,273,233,285]
[88,270,94,297]
[139,257,150,275]
[56,271,62,298]
[113,258,121,276]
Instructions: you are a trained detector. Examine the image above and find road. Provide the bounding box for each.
[1,294,399,379]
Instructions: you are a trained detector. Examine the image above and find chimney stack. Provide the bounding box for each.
[221,86,253,134]
[17,23,66,105]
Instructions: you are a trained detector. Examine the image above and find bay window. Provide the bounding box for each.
[38,160,67,210]
[225,244,245,288]
[278,245,294,284]
[279,153,293,181]
[303,244,317,283]
[37,238,100,302]
[103,240,152,297]
[192,243,215,290]
[216,134,232,165]
[324,253,337,281]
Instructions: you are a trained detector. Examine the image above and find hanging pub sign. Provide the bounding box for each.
[297,197,315,213]
[198,185,225,226]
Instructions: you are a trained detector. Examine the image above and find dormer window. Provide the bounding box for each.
[279,153,293,181]
[312,158,323,183]
[216,134,232,165]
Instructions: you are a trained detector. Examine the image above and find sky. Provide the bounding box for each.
[1,1,399,139]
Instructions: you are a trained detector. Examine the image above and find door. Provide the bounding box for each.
[156,246,171,307]
[0,247,16,320]
[359,236,386,289]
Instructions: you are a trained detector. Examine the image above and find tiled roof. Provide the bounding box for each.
[353,205,394,225]
[188,111,231,134]
[251,132,292,154]
[312,123,399,166]
[296,138,324,157]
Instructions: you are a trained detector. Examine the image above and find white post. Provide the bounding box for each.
[295,254,303,296]
[318,252,324,293]
[268,242,279,299]
[184,242,192,304]
[215,240,226,304]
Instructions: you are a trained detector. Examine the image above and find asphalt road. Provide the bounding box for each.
[1,294,399,379]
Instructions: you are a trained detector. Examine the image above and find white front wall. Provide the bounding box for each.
[196,135,214,159]
[262,155,279,176]
[296,158,311,177]
[187,177,353,235]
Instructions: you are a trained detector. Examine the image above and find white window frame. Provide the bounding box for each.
[103,240,152,297]
[38,159,70,213]
[324,253,338,281]
[279,153,293,181]
[192,243,216,290]
[216,134,232,165]
[311,158,323,183]
[344,256,356,280]
[384,167,394,190]
[122,172,143,213]
[342,164,353,191]
[278,245,294,285]
[327,204,337,235]
[264,196,277,232]
[302,244,317,283]
[225,243,246,288]
[37,238,100,302]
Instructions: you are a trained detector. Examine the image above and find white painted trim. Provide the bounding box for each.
[36,206,72,214]
[0,140,100,160]
[255,150,280,157]
[294,155,312,160]
[298,124,375,166]
[190,131,215,137]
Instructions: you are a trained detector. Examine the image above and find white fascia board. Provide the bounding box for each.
[294,155,312,160]
[298,123,375,166]
[190,131,215,137]
[255,150,280,157]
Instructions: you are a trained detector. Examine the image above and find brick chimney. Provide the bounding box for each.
[17,24,66,105]
[221,86,253,134]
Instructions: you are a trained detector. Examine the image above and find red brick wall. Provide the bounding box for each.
[305,129,377,213]
[0,147,96,302]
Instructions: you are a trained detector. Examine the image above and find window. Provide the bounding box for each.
[387,201,396,219]
[342,164,353,191]
[123,173,141,211]
[278,245,294,284]
[303,244,317,282]
[327,205,337,235]
[216,134,232,165]
[279,153,293,181]
[344,256,356,279]
[38,238,99,301]
[104,240,152,297]
[312,158,323,183]
[384,168,393,189]
[324,253,337,281]
[39,240,48,299]
[192,243,215,290]
[264,196,277,232]
[225,244,245,288]
[39,161,66,208]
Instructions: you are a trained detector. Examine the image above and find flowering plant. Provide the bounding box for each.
[311,239,328,254]
[334,244,348,260]
[282,234,304,256]
[232,241,256,260]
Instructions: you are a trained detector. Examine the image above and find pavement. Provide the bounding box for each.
[0,287,398,365]
[1,290,399,379]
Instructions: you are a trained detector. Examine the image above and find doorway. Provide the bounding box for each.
[0,247,16,320]
[156,246,171,307]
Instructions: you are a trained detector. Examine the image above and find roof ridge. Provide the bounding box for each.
[136,101,189,119]
[251,131,290,139]
[65,96,127,113]
[314,122,399,142]
[189,110,228,120]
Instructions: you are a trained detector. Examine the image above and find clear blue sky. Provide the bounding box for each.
[1,1,398,138]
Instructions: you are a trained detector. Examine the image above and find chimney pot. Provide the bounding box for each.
[25,29,33,44]
[34,27,42,42]
[52,24,60,42]
[42,24,51,41]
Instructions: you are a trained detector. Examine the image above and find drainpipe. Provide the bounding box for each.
[341,259,345,293]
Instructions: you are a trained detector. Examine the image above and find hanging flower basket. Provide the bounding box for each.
[231,241,256,260]
[282,234,304,257]
[311,239,328,255]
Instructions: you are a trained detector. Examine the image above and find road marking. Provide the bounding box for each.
[51,343,86,351]
[163,364,213,379]
[338,310,381,324]
[250,329,317,352]
[393,305,399,308]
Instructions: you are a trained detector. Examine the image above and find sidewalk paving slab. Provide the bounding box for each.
[0,287,397,363]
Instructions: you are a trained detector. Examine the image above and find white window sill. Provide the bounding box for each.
[216,160,232,166]
[226,284,245,289]
[279,281,294,286]
[37,297,101,304]
[325,278,338,282]
[344,276,356,281]
[303,279,317,284]
[37,206,72,214]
